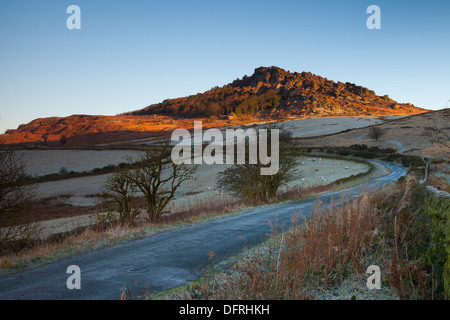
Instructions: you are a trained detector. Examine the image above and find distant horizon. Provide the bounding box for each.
[1,0,449,133]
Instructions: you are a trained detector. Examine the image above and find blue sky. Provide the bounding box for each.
[0,0,449,133]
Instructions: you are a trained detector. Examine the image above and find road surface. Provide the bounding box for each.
[0,160,406,300]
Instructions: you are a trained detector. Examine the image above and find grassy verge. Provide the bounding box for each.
[154,173,450,300]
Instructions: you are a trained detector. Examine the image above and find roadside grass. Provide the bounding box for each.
[0,155,377,275]
[154,173,450,300]
[156,185,392,300]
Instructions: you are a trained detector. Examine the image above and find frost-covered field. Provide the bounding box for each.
[34,156,370,207]
[18,149,142,176]
[277,116,406,138]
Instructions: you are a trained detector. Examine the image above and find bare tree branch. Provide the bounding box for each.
[0,145,40,249]
[101,140,198,225]
[130,141,198,223]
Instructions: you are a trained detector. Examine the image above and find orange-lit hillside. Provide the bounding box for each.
[1,66,429,146]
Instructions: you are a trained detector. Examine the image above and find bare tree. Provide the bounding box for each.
[216,125,299,203]
[0,146,40,249]
[368,126,384,141]
[101,141,198,225]
[100,168,140,227]
[429,108,450,149]
[129,142,198,223]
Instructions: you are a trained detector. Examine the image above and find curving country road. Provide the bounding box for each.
[0,160,406,300]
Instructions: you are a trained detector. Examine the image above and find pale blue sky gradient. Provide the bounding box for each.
[0,0,449,133]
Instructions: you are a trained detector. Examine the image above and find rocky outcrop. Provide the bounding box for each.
[133,66,427,118]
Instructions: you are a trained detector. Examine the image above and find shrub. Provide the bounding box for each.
[59,167,69,176]
[216,127,298,203]
[368,127,384,141]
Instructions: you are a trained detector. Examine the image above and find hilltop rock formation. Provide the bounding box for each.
[132,66,425,118]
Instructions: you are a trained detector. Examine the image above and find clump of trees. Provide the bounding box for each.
[216,125,299,203]
[234,90,282,117]
[130,85,282,119]
[101,141,198,226]
[0,146,40,251]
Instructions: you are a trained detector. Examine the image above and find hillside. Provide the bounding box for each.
[132,66,426,118]
[298,109,450,158]
[0,66,428,146]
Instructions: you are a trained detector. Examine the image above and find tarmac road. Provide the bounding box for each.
[0,160,406,300]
